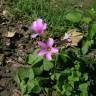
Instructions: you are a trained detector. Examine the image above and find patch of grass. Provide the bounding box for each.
[6,0,83,32]
[4,0,95,38]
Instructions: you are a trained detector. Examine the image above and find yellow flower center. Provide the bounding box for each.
[46,47,51,52]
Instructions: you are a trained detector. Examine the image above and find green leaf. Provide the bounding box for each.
[69,81,74,88]
[80,92,88,96]
[79,83,88,92]
[74,61,80,70]
[29,68,34,80]
[20,80,27,94]
[60,53,69,63]
[76,71,81,77]
[82,73,88,81]
[27,50,43,65]
[65,91,71,96]
[88,23,96,39]
[62,84,72,96]
[87,8,95,17]
[27,78,41,94]
[44,88,53,96]
[68,75,79,82]
[82,40,94,55]
[68,70,80,82]
[33,65,43,75]
[27,79,35,93]
[31,85,41,93]
[27,54,37,64]
[66,12,81,23]
[57,74,65,91]
[43,60,54,71]
[51,73,61,80]
[83,17,92,24]
[15,72,20,83]
[24,95,29,96]
[17,68,34,80]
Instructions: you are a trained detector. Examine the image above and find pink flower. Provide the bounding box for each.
[63,33,72,44]
[31,19,47,38]
[38,38,58,61]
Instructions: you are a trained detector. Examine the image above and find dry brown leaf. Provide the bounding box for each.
[12,89,21,96]
[68,29,83,46]
[3,31,15,38]
[3,10,8,16]
[64,29,83,46]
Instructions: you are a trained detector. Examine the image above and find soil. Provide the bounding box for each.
[0,10,34,96]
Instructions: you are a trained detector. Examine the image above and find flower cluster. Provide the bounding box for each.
[31,18,72,61]
[31,18,58,61]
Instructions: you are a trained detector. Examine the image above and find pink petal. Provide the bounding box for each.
[36,19,44,32]
[46,53,52,61]
[31,34,38,38]
[36,19,43,23]
[51,48,58,53]
[47,38,54,47]
[31,21,37,32]
[31,19,43,33]
[38,41,47,48]
[43,23,47,30]
[38,50,46,56]
[31,19,46,34]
